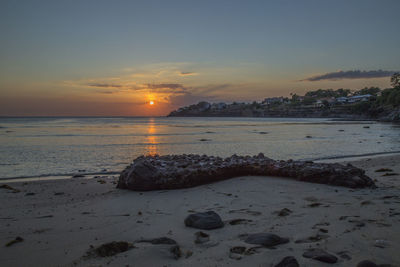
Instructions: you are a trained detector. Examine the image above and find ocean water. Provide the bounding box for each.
[0,117,399,180]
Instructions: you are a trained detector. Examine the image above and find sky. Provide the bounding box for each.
[0,0,399,116]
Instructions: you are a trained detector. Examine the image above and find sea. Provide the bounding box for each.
[0,117,399,180]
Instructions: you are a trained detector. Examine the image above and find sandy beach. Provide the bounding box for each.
[1,155,399,267]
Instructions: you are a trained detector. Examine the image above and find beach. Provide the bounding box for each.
[1,154,399,266]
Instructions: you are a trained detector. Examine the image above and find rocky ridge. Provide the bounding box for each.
[117,153,376,191]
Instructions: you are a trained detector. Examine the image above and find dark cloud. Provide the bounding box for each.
[147,83,185,89]
[87,83,123,88]
[303,70,398,81]
[180,71,196,76]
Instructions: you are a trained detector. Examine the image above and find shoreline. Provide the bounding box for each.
[2,151,400,183]
[0,154,399,266]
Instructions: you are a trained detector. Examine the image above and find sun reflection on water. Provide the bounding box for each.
[145,118,158,156]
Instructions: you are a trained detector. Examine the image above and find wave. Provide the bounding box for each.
[310,150,400,162]
[0,170,121,181]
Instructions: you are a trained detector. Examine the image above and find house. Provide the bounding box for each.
[336,97,348,103]
[314,97,336,107]
[210,102,227,110]
[347,94,372,103]
[262,97,286,105]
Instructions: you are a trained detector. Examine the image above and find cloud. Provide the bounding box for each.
[179,71,197,76]
[87,83,123,88]
[147,83,185,89]
[303,70,398,81]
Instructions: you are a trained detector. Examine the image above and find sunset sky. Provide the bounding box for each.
[1,0,399,116]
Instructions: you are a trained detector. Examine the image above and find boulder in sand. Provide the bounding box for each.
[184,211,224,230]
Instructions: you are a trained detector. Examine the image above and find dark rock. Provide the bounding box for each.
[336,251,351,260]
[274,256,300,267]
[382,172,399,176]
[230,246,247,254]
[308,202,322,207]
[295,234,328,243]
[375,168,393,172]
[274,208,292,216]
[138,237,177,245]
[357,260,378,267]
[0,184,20,193]
[5,236,24,247]
[302,248,338,263]
[90,241,134,257]
[72,174,85,178]
[229,218,252,225]
[117,154,376,191]
[244,233,289,247]
[25,192,35,196]
[170,245,182,259]
[194,231,210,244]
[184,211,224,230]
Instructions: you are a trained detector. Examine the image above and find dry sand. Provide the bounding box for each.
[0,155,399,267]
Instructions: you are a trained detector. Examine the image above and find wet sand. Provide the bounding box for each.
[0,155,399,266]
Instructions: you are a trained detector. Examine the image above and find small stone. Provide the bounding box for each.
[138,237,177,245]
[244,233,289,247]
[90,241,134,257]
[230,246,246,254]
[274,208,292,216]
[170,245,182,259]
[5,236,24,247]
[274,256,300,267]
[302,248,338,263]
[229,219,252,225]
[194,231,210,244]
[374,239,390,248]
[357,260,378,267]
[184,211,224,230]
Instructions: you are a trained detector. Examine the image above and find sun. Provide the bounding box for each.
[149,100,155,106]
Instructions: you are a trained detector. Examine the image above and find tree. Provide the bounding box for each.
[391,73,400,88]
[355,87,381,96]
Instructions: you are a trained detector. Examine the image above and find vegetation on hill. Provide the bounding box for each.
[169,73,400,121]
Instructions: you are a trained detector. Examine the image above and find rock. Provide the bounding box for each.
[169,245,182,259]
[357,260,378,267]
[117,154,375,191]
[184,211,224,230]
[274,208,292,216]
[230,246,246,254]
[375,168,393,172]
[244,233,289,247]
[72,174,85,178]
[308,202,322,207]
[194,231,210,244]
[138,237,177,245]
[89,241,134,257]
[274,256,300,267]
[5,236,24,247]
[0,184,20,193]
[229,218,252,225]
[302,248,338,263]
[25,192,35,196]
[295,233,329,243]
[374,239,390,248]
[229,246,247,260]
